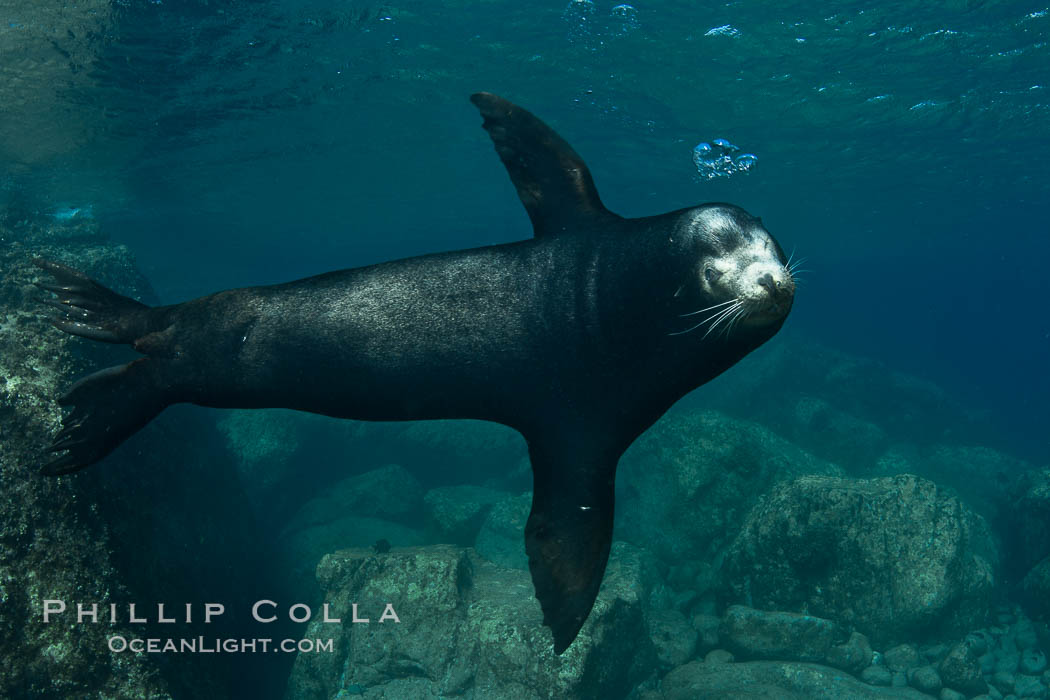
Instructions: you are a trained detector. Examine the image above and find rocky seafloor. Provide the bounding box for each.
[2,214,1048,699]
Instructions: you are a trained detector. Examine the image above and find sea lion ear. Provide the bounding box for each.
[471,92,620,237]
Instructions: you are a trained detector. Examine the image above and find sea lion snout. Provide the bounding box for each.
[744,262,794,319]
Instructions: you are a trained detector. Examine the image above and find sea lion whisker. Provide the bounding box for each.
[724,305,750,337]
[710,303,748,339]
[701,302,746,338]
[679,297,740,317]
[668,301,743,337]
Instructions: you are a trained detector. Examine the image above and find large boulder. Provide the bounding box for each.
[285,542,663,699]
[723,474,998,647]
[616,409,841,563]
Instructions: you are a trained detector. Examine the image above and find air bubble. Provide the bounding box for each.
[692,139,756,180]
[610,4,639,35]
[563,0,597,42]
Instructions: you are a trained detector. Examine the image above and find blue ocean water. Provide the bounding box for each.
[4,3,1050,698]
[4,0,1045,460]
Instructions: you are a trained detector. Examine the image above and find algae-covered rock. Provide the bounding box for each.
[826,631,874,673]
[720,605,848,665]
[285,542,661,699]
[278,515,427,595]
[424,484,507,543]
[474,491,532,570]
[617,409,842,563]
[1023,557,1050,621]
[723,474,998,647]
[721,606,846,662]
[659,659,936,699]
[1006,469,1050,576]
[647,608,698,669]
[939,640,988,695]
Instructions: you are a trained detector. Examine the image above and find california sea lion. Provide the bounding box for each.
[34,93,796,653]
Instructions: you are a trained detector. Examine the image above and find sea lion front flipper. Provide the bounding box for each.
[471,92,620,237]
[524,439,617,654]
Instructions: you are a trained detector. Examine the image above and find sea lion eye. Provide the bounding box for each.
[704,267,722,283]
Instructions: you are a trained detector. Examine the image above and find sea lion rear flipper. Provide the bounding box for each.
[471,92,621,237]
[33,259,151,344]
[525,439,617,654]
[33,260,169,474]
[39,361,168,475]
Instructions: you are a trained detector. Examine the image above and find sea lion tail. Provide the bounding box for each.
[33,259,151,344]
[32,260,169,474]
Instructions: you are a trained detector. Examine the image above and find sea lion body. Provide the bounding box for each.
[35,94,795,654]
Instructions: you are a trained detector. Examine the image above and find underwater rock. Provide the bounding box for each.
[1013,673,1049,698]
[699,337,987,460]
[1022,558,1050,621]
[285,542,661,699]
[396,419,528,489]
[939,640,989,695]
[660,660,936,699]
[907,665,943,694]
[276,464,430,597]
[423,484,506,543]
[705,649,735,664]
[885,643,924,672]
[616,409,841,563]
[284,463,425,529]
[1022,648,1048,675]
[278,515,426,596]
[917,444,1028,525]
[723,474,998,647]
[218,409,303,516]
[861,665,895,686]
[720,605,847,665]
[1006,469,1050,578]
[789,395,888,468]
[0,217,271,698]
[692,613,722,655]
[474,492,532,570]
[826,631,875,673]
[647,609,698,670]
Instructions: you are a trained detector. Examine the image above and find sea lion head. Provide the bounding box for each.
[673,204,796,336]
